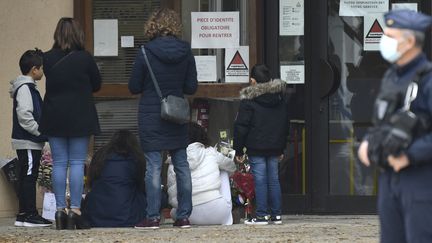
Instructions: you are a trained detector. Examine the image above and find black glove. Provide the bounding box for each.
[382,127,411,157]
[367,126,390,167]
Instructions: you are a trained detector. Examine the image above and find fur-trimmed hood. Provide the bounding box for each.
[239,79,286,107]
[240,79,286,100]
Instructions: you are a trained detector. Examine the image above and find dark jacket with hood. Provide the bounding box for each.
[82,153,147,227]
[9,75,46,150]
[234,80,289,157]
[39,49,101,137]
[128,36,198,151]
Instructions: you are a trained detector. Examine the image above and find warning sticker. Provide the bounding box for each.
[225,46,249,83]
[364,14,385,51]
[227,51,248,72]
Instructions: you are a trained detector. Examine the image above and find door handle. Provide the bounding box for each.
[319,58,341,99]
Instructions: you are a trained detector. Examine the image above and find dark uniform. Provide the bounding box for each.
[368,10,432,243]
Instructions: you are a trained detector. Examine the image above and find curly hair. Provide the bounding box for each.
[144,8,182,40]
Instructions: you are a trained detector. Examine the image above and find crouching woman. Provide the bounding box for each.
[82,130,147,227]
[168,123,236,225]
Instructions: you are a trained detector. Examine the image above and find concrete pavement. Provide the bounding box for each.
[0,215,379,243]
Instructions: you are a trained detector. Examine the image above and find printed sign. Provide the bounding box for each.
[191,12,240,49]
[392,3,417,12]
[339,0,389,16]
[364,14,385,51]
[121,36,134,48]
[280,0,304,36]
[194,56,217,82]
[225,46,249,83]
[281,65,305,84]
[94,19,118,56]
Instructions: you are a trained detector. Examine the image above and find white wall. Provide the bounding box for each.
[0,0,73,217]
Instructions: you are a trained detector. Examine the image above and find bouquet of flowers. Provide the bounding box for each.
[216,139,255,221]
[37,145,53,192]
[230,157,255,218]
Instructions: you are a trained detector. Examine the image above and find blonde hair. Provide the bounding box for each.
[144,8,182,40]
[53,17,85,51]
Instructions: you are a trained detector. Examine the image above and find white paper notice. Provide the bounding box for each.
[191,12,239,49]
[195,56,217,82]
[392,3,417,12]
[121,36,134,48]
[225,46,249,83]
[364,14,385,51]
[94,19,118,56]
[279,0,304,36]
[281,65,305,84]
[339,0,389,17]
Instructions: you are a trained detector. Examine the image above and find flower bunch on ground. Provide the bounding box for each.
[37,145,53,192]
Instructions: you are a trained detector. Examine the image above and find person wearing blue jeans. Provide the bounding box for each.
[50,137,89,211]
[248,156,282,221]
[128,8,198,229]
[233,64,289,225]
[144,150,192,222]
[39,17,102,230]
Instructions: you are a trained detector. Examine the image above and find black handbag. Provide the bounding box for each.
[141,46,190,124]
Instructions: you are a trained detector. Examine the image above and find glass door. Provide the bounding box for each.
[264,0,310,213]
[267,0,432,213]
[322,0,431,212]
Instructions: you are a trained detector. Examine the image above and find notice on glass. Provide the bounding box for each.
[339,0,389,16]
[94,19,118,56]
[279,0,304,36]
[281,65,304,84]
[121,36,134,48]
[225,46,249,83]
[195,56,217,82]
[392,3,417,12]
[364,14,385,51]
[191,12,240,49]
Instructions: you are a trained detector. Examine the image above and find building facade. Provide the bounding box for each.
[1,0,431,216]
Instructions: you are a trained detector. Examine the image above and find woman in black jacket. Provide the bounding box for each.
[39,17,101,230]
[83,130,147,227]
[233,64,289,225]
[128,8,198,229]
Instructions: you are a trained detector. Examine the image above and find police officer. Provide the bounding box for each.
[358,9,432,243]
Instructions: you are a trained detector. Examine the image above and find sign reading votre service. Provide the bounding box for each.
[191,12,240,49]
[339,0,388,16]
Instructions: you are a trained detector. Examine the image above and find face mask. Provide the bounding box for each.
[379,35,403,63]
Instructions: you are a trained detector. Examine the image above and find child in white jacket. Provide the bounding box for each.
[167,123,236,225]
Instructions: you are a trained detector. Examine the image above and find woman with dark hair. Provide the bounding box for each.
[167,123,236,225]
[82,130,147,227]
[129,8,198,229]
[39,17,101,230]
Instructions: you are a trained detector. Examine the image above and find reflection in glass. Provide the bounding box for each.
[327,0,392,195]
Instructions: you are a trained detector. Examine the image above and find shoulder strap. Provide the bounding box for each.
[51,51,75,71]
[141,46,163,100]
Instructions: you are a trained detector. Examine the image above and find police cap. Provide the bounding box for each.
[384,9,432,32]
